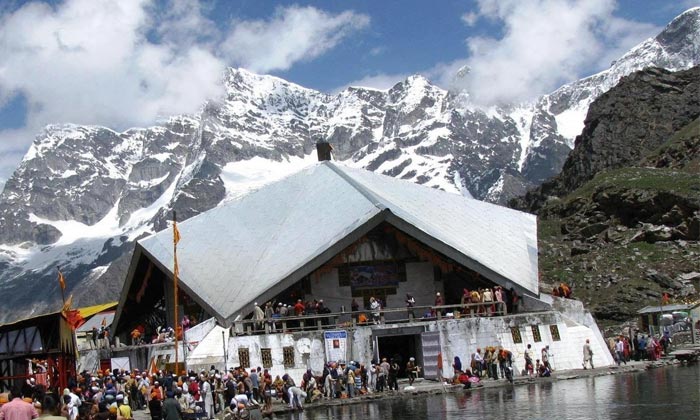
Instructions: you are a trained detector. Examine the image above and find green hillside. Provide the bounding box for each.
[536,117,700,329]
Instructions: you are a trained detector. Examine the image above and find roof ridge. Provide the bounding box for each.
[324,162,387,211]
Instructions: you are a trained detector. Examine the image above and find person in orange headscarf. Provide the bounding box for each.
[560,283,571,299]
[130,329,141,346]
[148,391,162,420]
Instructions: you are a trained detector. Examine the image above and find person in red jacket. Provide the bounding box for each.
[293,299,305,316]
[188,377,200,401]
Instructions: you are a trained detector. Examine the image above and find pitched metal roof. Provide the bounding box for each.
[637,303,698,314]
[132,161,538,326]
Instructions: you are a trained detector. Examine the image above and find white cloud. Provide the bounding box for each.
[220,6,370,73]
[461,12,478,26]
[0,0,369,181]
[446,0,662,105]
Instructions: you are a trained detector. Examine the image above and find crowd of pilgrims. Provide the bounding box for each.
[608,332,672,365]
[450,344,553,388]
[251,286,525,330]
[0,358,425,420]
[8,367,269,420]
[4,335,671,420]
[116,286,530,349]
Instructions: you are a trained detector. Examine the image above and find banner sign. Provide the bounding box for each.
[323,330,348,362]
[349,265,398,290]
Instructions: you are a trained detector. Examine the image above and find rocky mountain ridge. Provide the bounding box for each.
[516,66,700,326]
[0,8,699,324]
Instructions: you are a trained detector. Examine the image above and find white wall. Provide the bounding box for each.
[183,308,613,384]
[434,312,613,376]
[224,332,326,382]
[546,295,615,367]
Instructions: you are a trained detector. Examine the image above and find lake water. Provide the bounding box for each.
[280,364,700,420]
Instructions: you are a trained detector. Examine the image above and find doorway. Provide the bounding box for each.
[377,334,420,378]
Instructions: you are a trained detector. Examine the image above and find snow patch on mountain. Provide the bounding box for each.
[508,107,534,169]
[555,106,587,143]
[220,154,318,201]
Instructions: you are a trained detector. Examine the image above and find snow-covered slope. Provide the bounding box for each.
[0,7,699,324]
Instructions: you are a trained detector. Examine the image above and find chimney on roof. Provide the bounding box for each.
[316,141,333,161]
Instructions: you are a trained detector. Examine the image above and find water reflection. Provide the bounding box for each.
[278,365,699,420]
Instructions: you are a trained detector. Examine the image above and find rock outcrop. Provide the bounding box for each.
[515,66,700,326]
[513,66,700,213]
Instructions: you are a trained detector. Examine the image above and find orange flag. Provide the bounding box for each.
[58,269,66,290]
[148,357,158,377]
[63,309,85,330]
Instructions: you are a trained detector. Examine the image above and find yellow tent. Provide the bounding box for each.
[77,302,118,319]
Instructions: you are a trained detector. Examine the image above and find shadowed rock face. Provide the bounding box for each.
[513,66,700,213]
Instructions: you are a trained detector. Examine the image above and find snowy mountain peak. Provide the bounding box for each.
[655,7,700,59]
[225,67,319,99]
[1,8,700,324]
[392,74,440,95]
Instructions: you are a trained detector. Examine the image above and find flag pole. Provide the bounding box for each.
[173,211,180,372]
[57,266,66,307]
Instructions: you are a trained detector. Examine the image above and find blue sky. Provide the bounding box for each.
[0,0,697,186]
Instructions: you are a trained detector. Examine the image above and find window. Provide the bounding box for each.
[283,346,295,368]
[261,348,272,369]
[511,327,522,344]
[531,325,541,342]
[549,325,561,341]
[238,347,250,368]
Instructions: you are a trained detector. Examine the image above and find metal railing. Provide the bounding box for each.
[233,301,509,335]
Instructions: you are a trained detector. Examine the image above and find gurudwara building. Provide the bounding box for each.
[107,149,613,380]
